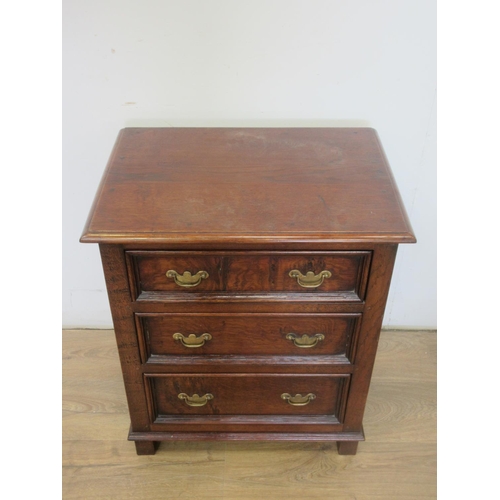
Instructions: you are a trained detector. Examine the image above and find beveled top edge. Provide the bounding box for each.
[81,127,417,245]
[80,230,417,245]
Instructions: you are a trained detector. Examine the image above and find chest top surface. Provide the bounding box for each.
[80,127,415,245]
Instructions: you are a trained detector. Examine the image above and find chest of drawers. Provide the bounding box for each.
[80,127,415,455]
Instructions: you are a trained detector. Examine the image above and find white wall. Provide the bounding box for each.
[63,0,436,328]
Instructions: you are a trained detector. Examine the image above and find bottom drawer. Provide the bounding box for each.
[145,373,350,421]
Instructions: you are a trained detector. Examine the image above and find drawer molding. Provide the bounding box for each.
[141,355,354,372]
[144,373,351,423]
[136,312,362,363]
[129,429,365,442]
[126,250,372,301]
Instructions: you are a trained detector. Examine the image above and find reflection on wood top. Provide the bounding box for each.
[80,128,416,245]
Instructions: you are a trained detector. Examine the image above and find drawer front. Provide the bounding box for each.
[145,373,350,418]
[127,251,371,300]
[137,313,360,360]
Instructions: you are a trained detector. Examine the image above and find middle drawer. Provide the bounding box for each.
[136,313,361,362]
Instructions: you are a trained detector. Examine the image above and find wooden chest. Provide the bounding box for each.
[80,128,415,455]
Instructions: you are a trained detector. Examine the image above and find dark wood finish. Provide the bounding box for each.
[81,128,416,455]
[81,128,415,245]
[341,245,399,434]
[134,440,158,455]
[145,373,349,417]
[129,430,364,442]
[136,312,360,360]
[129,431,364,442]
[148,415,346,433]
[136,356,355,374]
[127,250,371,299]
[99,245,151,433]
[131,297,367,313]
[337,441,359,455]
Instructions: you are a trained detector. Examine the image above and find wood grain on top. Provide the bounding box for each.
[80,128,416,244]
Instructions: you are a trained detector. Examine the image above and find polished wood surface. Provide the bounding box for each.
[80,128,415,245]
[63,329,436,499]
[128,250,371,297]
[146,373,348,416]
[81,128,416,455]
[98,242,398,452]
[137,312,360,359]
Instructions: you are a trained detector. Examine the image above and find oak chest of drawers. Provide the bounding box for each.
[80,127,415,455]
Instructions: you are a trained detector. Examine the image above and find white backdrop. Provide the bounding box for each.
[63,0,436,328]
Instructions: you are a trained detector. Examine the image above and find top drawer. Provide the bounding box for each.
[127,251,371,301]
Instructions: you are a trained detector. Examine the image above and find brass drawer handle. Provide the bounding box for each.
[289,270,332,288]
[286,333,325,348]
[166,270,209,287]
[178,393,214,407]
[173,333,212,348]
[281,393,316,406]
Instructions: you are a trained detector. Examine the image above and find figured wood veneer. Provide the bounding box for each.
[127,251,371,299]
[81,128,415,245]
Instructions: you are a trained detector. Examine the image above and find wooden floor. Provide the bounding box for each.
[63,329,436,499]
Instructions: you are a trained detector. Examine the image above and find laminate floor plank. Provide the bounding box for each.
[364,380,436,443]
[63,440,226,499]
[63,411,129,440]
[62,329,437,499]
[63,379,129,414]
[222,442,435,499]
[373,330,436,382]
